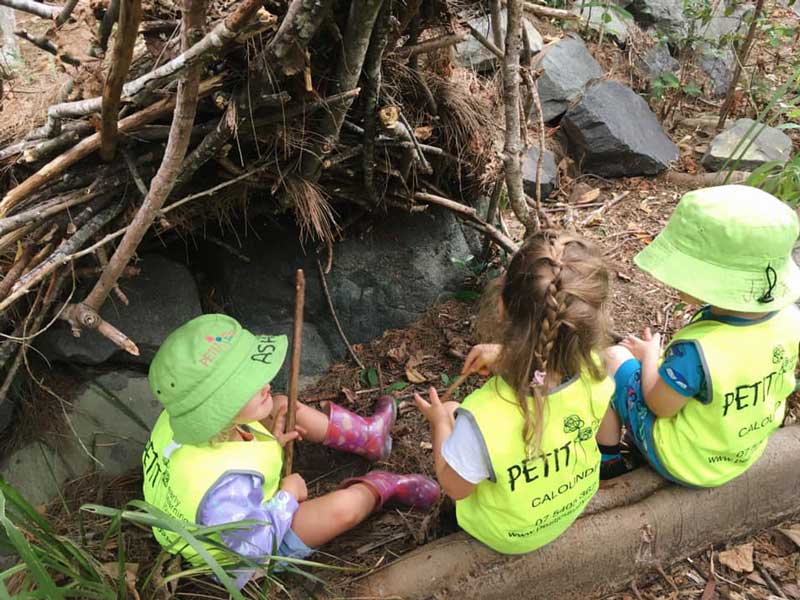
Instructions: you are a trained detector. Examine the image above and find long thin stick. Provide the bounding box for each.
[283,269,305,478]
[317,258,364,369]
[442,372,470,402]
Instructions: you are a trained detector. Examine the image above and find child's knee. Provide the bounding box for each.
[603,346,635,377]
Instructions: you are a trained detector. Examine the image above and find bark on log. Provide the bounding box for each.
[362,1,391,204]
[100,0,143,161]
[501,0,535,234]
[301,0,384,183]
[83,0,207,313]
[98,0,119,51]
[14,30,80,66]
[269,0,335,75]
[359,426,800,600]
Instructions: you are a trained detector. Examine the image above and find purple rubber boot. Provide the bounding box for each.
[323,396,397,462]
[340,471,441,511]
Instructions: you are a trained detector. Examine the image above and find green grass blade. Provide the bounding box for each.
[0,491,63,599]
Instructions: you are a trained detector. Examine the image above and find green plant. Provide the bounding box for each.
[360,367,379,388]
[746,156,800,206]
[0,478,341,599]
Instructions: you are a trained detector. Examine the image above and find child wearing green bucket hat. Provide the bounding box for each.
[600,185,800,487]
[142,313,438,587]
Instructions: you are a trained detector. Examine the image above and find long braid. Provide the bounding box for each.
[523,237,567,456]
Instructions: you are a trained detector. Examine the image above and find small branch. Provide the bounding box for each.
[138,19,178,33]
[0,244,34,300]
[414,192,518,254]
[14,30,81,66]
[82,0,207,314]
[283,269,305,478]
[397,111,431,173]
[665,170,751,186]
[397,32,468,58]
[100,0,143,161]
[482,179,504,257]
[465,22,503,59]
[317,258,364,370]
[55,0,78,26]
[0,0,60,19]
[490,0,505,51]
[0,77,221,216]
[502,0,579,20]
[717,0,765,129]
[21,129,86,163]
[60,302,139,355]
[579,191,630,228]
[0,191,100,238]
[98,0,120,52]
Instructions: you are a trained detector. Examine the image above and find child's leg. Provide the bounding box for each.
[290,472,440,548]
[267,395,397,462]
[290,484,377,548]
[598,346,635,479]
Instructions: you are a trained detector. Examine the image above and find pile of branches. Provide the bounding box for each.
[0,0,552,397]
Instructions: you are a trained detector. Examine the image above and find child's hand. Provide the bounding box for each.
[462,344,502,375]
[414,387,454,429]
[620,327,661,362]
[271,403,307,447]
[280,473,308,502]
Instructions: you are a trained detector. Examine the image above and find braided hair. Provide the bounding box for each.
[478,230,610,457]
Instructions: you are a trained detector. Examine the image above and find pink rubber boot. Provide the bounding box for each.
[340,471,440,511]
[323,396,396,462]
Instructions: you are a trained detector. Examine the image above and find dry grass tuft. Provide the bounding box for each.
[284,175,340,244]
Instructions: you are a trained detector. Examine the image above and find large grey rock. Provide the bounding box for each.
[456,10,543,72]
[522,147,559,199]
[699,46,735,97]
[1,371,158,505]
[571,3,634,43]
[702,118,794,171]
[629,0,688,37]
[39,254,202,365]
[536,36,603,122]
[696,3,753,96]
[637,42,680,79]
[561,80,679,176]
[205,209,479,389]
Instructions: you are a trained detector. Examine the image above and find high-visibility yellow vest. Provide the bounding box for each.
[456,371,613,554]
[653,306,800,487]
[142,411,283,563]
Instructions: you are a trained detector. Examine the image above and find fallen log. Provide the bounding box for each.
[357,425,800,599]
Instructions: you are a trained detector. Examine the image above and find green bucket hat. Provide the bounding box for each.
[149,314,288,444]
[634,185,800,312]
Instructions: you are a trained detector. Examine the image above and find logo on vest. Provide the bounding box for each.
[563,414,595,442]
[200,330,235,366]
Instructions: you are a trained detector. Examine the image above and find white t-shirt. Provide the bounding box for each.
[441,412,494,484]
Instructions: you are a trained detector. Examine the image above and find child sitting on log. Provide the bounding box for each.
[142,314,438,587]
[601,185,800,487]
[414,230,620,554]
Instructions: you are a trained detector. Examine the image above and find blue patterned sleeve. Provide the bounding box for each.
[658,341,709,403]
[197,473,299,588]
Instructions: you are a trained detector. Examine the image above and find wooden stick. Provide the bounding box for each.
[317,258,364,369]
[0,0,60,19]
[397,32,468,58]
[283,269,305,478]
[100,0,143,161]
[441,372,470,402]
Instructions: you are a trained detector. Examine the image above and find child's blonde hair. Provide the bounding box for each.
[478,230,610,456]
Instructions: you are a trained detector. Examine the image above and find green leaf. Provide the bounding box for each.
[682,83,702,96]
[777,123,800,130]
[366,368,379,388]
[386,381,407,393]
[0,491,62,599]
[661,72,680,87]
[441,373,450,385]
